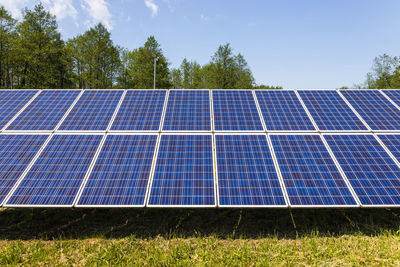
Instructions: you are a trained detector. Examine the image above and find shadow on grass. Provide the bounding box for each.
[1,208,400,240]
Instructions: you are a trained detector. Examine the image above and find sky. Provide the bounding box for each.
[1,0,399,88]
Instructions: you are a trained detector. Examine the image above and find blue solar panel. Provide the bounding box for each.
[6,135,102,206]
[299,90,367,131]
[0,135,48,205]
[6,90,80,131]
[382,90,400,107]
[216,135,286,206]
[111,90,166,131]
[341,90,400,131]
[270,135,357,206]
[0,90,38,130]
[59,90,123,131]
[378,134,400,160]
[77,135,157,206]
[163,90,211,131]
[325,134,400,206]
[213,90,263,131]
[148,135,215,206]
[255,91,315,131]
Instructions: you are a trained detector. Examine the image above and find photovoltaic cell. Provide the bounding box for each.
[148,135,215,206]
[0,135,48,205]
[216,135,286,206]
[163,90,211,131]
[255,91,315,131]
[270,135,357,206]
[6,135,102,206]
[111,90,166,131]
[382,90,400,107]
[59,90,123,131]
[341,90,400,130]
[6,90,80,131]
[298,90,367,131]
[0,90,38,129]
[77,135,157,206]
[213,90,263,131]
[378,134,400,160]
[325,134,400,206]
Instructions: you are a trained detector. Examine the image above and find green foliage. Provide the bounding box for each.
[254,84,283,89]
[67,24,121,89]
[361,54,400,89]
[126,36,171,89]
[0,6,17,88]
[0,5,280,89]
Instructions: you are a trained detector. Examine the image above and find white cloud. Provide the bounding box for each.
[81,0,113,30]
[0,0,32,19]
[144,0,158,16]
[126,15,131,22]
[200,14,209,21]
[42,0,77,20]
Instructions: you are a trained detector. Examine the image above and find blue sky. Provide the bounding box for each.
[1,0,399,88]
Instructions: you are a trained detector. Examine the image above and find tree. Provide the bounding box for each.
[14,3,67,88]
[202,43,255,89]
[126,36,170,88]
[361,54,400,89]
[170,68,182,89]
[67,24,121,89]
[0,7,16,88]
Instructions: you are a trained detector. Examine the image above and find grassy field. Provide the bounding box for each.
[1,208,400,266]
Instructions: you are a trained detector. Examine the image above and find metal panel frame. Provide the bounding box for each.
[212,89,265,133]
[108,89,168,133]
[0,132,51,207]
[4,132,105,208]
[74,132,159,208]
[268,132,360,208]
[146,132,217,208]
[322,132,400,208]
[161,89,212,133]
[215,132,288,208]
[1,90,42,132]
[56,89,124,133]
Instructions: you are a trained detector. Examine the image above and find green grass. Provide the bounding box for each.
[1,208,400,266]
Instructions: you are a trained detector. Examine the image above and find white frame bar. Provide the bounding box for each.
[268,132,360,208]
[215,132,289,208]
[4,132,105,208]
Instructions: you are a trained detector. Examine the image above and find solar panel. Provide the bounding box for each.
[6,90,80,131]
[270,134,357,206]
[213,90,264,131]
[298,90,368,131]
[59,90,123,131]
[341,90,400,131]
[76,135,157,206]
[111,90,166,131]
[378,134,400,160]
[215,134,286,206]
[148,135,215,206]
[163,90,211,131]
[325,134,400,206]
[6,134,102,206]
[255,90,315,131]
[381,90,400,107]
[0,90,38,130]
[0,134,48,205]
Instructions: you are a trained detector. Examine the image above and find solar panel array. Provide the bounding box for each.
[2,88,400,208]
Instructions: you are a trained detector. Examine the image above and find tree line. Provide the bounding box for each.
[0,4,280,89]
[354,54,400,89]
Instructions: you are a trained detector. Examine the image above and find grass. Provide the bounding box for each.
[1,208,400,266]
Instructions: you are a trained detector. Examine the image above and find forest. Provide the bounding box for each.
[0,4,282,90]
[0,3,399,89]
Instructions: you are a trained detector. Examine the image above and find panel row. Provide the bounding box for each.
[3,89,400,133]
[2,133,400,208]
